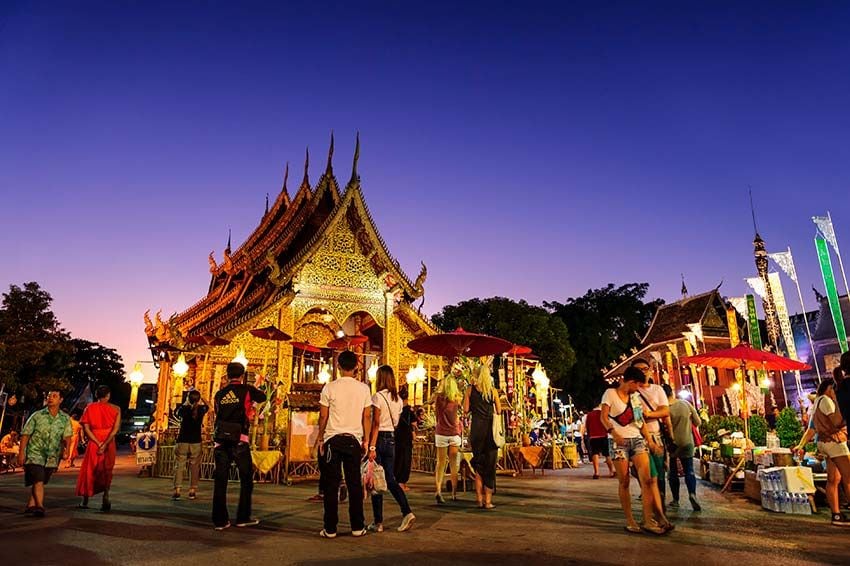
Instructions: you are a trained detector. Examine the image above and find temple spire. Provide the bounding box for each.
[225,229,232,254]
[265,193,269,215]
[301,147,310,189]
[326,131,334,173]
[681,274,688,299]
[282,161,289,193]
[349,131,360,186]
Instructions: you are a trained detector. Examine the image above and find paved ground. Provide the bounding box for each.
[0,454,846,565]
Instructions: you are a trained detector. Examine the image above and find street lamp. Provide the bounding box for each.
[129,362,145,410]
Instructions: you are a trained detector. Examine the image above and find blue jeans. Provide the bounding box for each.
[667,454,697,501]
[371,432,412,524]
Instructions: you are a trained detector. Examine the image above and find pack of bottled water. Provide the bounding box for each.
[758,467,812,514]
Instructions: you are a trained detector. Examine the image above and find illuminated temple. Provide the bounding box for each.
[144,135,436,437]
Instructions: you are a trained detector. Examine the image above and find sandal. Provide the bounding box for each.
[640,522,666,536]
[624,524,641,533]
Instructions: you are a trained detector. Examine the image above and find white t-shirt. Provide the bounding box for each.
[320,376,372,442]
[637,384,669,434]
[601,388,642,439]
[372,390,403,432]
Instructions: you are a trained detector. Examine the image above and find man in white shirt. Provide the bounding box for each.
[631,359,671,512]
[317,350,373,538]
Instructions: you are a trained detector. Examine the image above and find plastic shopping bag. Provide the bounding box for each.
[361,460,388,496]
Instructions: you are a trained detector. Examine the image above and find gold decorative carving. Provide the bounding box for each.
[209,251,218,274]
[144,310,154,336]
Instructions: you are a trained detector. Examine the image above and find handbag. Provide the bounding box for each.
[361,459,388,495]
[491,405,506,448]
[692,423,703,447]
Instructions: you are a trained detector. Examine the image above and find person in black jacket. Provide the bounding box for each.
[394,387,416,491]
[211,362,266,530]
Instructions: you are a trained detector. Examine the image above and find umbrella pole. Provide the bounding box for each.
[741,361,749,444]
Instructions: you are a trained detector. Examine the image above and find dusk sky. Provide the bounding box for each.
[3,2,850,382]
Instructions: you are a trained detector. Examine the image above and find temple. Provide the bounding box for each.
[144,134,436,436]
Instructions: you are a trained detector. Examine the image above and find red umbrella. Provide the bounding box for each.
[681,343,811,371]
[407,328,512,358]
[290,341,322,354]
[326,334,368,350]
[507,344,533,356]
[184,333,231,347]
[249,326,292,342]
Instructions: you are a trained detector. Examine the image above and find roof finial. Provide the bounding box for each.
[282,161,289,193]
[265,193,269,215]
[302,147,310,186]
[226,228,232,254]
[350,131,360,185]
[681,274,688,298]
[326,131,334,173]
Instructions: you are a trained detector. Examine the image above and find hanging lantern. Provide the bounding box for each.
[172,353,189,378]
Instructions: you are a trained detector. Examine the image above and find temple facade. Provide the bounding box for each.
[144,134,436,432]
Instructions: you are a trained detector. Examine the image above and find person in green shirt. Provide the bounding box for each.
[17,390,73,517]
[663,384,702,511]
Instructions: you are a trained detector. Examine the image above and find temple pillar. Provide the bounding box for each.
[384,291,400,382]
[154,361,171,431]
[278,302,295,393]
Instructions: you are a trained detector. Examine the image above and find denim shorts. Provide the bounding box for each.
[608,436,648,461]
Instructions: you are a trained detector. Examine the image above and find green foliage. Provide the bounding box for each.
[0,282,125,412]
[775,407,803,448]
[545,283,663,410]
[747,415,769,446]
[432,296,576,387]
[700,415,745,444]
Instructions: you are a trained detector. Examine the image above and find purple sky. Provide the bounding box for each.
[3,2,850,382]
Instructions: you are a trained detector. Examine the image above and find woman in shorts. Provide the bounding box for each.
[811,374,850,526]
[433,367,463,504]
[600,366,671,535]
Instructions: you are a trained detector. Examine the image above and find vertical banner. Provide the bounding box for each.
[726,306,741,347]
[769,271,797,403]
[746,295,763,350]
[665,351,674,384]
[816,237,849,353]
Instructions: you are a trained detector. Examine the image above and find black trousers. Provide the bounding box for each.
[321,434,365,534]
[212,441,253,527]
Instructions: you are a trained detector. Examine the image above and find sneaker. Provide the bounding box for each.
[397,513,416,532]
[236,518,260,528]
[188,491,197,500]
[367,522,384,533]
[669,500,679,509]
[832,513,850,527]
[214,522,231,531]
[351,528,367,537]
[689,496,702,512]
[171,492,181,501]
[319,528,337,538]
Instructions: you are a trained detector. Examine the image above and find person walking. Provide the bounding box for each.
[65,410,82,468]
[585,403,615,479]
[367,365,416,533]
[811,376,850,526]
[212,362,266,530]
[631,359,671,515]
[172,389,209,501]
[463,363,500,510]
[76,385,121,511]
[317,350,373,538]
[18,390,73,517]
[600,367,672,535]
[663,384,702,511]
[394,386,416,492]
[433,368,463,504]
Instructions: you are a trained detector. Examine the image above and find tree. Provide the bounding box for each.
[0,282,72,407]
[545,283,664,410]
[431,297,576,388]
[66,339,129,413]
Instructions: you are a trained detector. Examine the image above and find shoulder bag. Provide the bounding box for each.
[491,400,506,448]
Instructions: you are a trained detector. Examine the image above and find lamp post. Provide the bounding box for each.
[129,362,145,410]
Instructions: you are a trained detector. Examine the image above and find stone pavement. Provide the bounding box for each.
[0,455,846,565]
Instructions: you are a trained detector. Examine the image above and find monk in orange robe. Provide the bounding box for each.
[76,385,121,511]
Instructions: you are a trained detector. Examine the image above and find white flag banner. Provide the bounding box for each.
[649,351,663,365]
[813,215,839,253]
[728,297,749,320]
[768,249,798,283]
[686,323,704,343]
[746,277,767,299]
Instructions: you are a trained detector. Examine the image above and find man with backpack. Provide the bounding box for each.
[212,362,266,530]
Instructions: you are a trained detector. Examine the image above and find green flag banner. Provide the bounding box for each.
[746,294,763,349]
[816,236,849,353]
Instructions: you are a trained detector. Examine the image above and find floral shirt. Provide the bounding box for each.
[21,408,73,468]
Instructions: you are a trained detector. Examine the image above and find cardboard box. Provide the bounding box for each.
[744,470,761,502]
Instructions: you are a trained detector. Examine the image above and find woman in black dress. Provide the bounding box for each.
[394,387,416,490]
[463,364,501,509]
